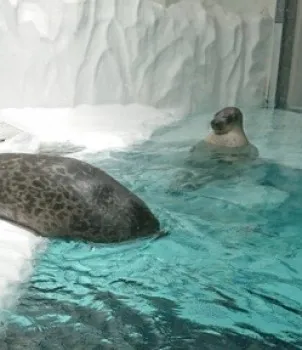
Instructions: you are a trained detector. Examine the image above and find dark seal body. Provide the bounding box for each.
[0,153,160,243]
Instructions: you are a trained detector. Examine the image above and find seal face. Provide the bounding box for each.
[0,153,160,243]
[210,106,243,136]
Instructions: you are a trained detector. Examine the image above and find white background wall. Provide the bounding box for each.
[0,0,274,115]
[206,0,275,16]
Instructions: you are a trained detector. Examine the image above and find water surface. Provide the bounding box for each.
[1,108,302,349]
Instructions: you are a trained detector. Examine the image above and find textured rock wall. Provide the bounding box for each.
[0,0,273,114]
[155,0,275,16]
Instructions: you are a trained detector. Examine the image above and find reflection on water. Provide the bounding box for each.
[2,110,302,349]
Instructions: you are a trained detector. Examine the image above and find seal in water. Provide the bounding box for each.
[168,107,259,193]
[0,153,161,243]
[188,107,259,165]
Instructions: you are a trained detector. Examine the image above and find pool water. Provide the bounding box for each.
[1,108,302,349]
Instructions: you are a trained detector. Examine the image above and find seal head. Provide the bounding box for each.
[205,106,249,147]
[211,107,244,135]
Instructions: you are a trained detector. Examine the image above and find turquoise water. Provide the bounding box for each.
[2,109,302,349]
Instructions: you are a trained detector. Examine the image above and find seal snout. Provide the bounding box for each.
[130,199,160,238]
[211,119,224,131]
[140,210,161,236]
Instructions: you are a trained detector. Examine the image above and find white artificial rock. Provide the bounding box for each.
[0,103,177,152]
[0,0,273,115]
[154,0,275,17]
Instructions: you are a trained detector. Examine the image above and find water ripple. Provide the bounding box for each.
[2,114,302,349]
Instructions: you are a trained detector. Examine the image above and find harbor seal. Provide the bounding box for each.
[0,153,161,243]
[169,107,259,193]
[188,107,259,165]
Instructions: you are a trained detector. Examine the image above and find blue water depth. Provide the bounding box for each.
[2,110,302,349]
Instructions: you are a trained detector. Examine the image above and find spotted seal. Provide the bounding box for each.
[0,153,161,243]
[188,107,259,165]
[168,107,259,193]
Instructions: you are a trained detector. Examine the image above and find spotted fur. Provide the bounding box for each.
[0,153,160,243]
